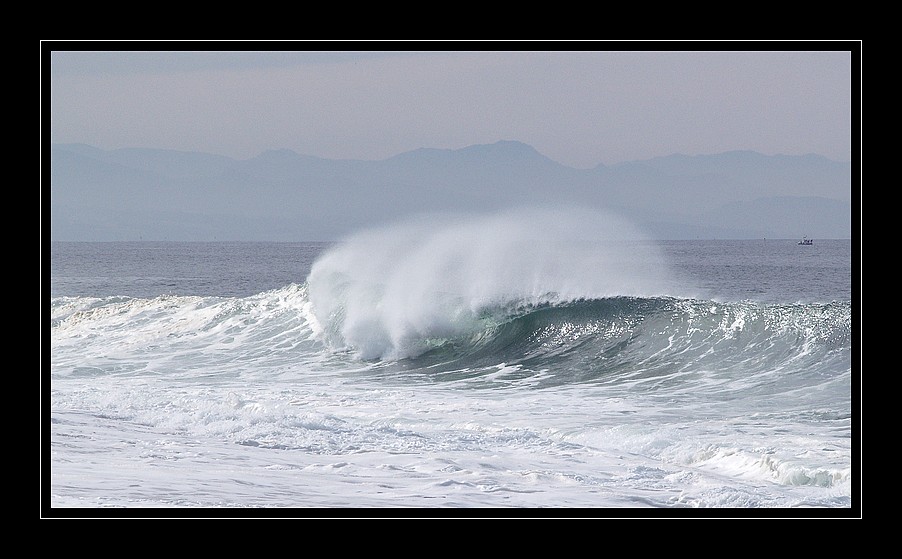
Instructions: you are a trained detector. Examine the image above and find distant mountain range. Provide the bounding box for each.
[48,140,854,241]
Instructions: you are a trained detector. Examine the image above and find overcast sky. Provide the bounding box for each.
[46,44,856,169]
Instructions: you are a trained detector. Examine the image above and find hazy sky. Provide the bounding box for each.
[47,44,856,168]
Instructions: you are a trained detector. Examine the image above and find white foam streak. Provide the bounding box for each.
[307,207,673,360]
[51,285,320,378]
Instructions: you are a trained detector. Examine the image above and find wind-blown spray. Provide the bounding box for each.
[306,207,675,359]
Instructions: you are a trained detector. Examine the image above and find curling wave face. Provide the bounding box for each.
[395,295,851,389]
[51,287,851,391]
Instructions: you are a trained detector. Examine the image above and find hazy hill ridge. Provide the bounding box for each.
[49,140,853,241]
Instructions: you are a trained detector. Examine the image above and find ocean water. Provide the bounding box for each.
[47,210,856,515]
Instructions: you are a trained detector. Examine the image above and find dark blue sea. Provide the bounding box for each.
[48,210,855,512]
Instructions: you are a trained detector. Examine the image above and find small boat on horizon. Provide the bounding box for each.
[798,237,813,245]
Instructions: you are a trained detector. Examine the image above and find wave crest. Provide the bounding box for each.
[305,208,676,360]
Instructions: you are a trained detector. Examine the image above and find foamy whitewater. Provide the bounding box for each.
[48,208,856,513]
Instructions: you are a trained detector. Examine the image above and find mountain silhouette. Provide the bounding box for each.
[48,140,853,241]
